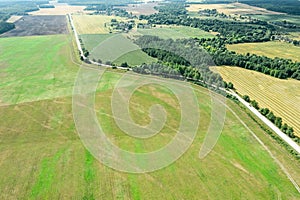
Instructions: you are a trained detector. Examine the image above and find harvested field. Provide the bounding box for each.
[6,15,23,23]
[72,15,124,34]
[30,5,89,16]
[137,25,215,39]
[115,3,158,16]
[187,3,283,15]
[226,41,300,62]
[0,15,68,37]
[213,66,300,136]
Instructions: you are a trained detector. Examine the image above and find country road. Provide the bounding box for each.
[229,90,300,154]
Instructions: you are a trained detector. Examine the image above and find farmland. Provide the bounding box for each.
[0,34,78,105]
[137,25,215,39]
[213,66,300,137]
[0,16,68,37]
[6,15,22,23]
[85,34,155,66]
[1,1,300,199]
[226,41,300,62]
[72,15,125,34]
[250,14,300,26]
[187,3,283,15]
[115,2,158,16]
[1,65,300,198]
[29,4,88,16]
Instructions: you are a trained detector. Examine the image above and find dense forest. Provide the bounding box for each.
[134,35,226,88]
[140,3,300,80]
[0,21,15,34]
[241,0,300,15]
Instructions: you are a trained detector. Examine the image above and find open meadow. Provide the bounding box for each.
[29,4,88,15]
[0,34,78,105]
[250,14,300,26]
[187,3,283,15]
[115,2,158,16]
[0,64,300,198]
[1,7,300,199]
[137,25,215,39]
[72,15,127,34]
[213,66,300,137]
[226,41,300,62]
[84,34,156,66]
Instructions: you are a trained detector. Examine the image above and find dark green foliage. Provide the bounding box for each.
[241,0,300,15]
[242,95,250,102]
[134,36,224,87]
[227,82,234,89]
[141,2,300,80]
[0,21,15,34]
[142,48,190,66]
[250,100,259,109]
[120,62,129,68]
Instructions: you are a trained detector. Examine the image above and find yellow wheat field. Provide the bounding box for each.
[213,66,300,136]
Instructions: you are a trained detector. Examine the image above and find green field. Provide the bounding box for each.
[0,35,78,105]
[1,60,300,198]
[1,20,300,199]
[113,49,157,66]
[250,14,300,26]
[80,34,114,52]
[227,41,300,62]
[83,34,156,66]
[137,25,215,39]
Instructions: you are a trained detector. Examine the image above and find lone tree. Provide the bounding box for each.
[120,62,129,68]
[242,95,250,102]
[250,100,259,109]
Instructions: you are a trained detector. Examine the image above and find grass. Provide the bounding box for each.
[0,67,300,198]
[115,2,158,16]
[186,3,282,15]
[213,66,300,136]
[288,32,300,40]
[6,15,22,23]
[30,5,87,16]
[250,14,300,26]
[226,41,300,62]
[113,49,157,66]
[80,34,114,52]
[72,15,126,34]
[0,34,78,105]
[137,25,215,39]
[86,34,155,66]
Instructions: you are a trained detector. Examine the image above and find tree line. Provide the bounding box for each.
[139,3,300,80]
[0,21,15,35]
[242,94,298,142]
[133,35,226,88]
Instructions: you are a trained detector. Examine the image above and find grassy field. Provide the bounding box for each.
[227,41,300,62]
[0,34,78,105]
[187,3,282,15]
[250,14,300,26]
[213,66,300,137]
[0,67,300,198]
[85,34,156,66]
[115,2,158,16]
[288,32,300,40]
[80,34,114,52]
[137,25,215,39]
[30,5,88,15]
[113,49,157,66]
[72,15,132,34]
[6,15,22,23]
